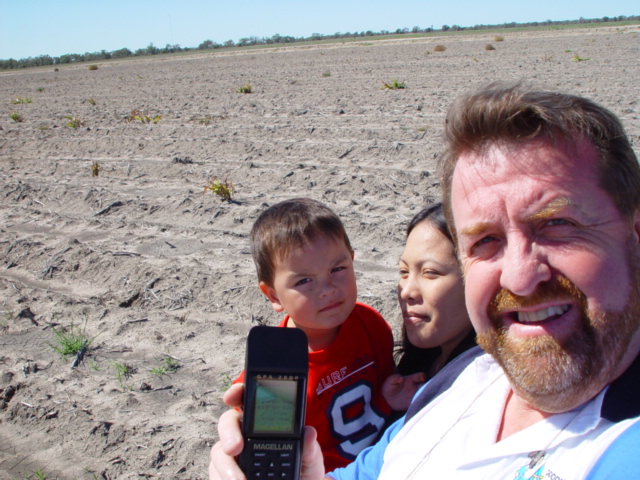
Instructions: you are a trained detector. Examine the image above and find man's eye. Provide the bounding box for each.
[545,218,572,227]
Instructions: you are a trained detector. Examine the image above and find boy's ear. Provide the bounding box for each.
[259,281,285,313]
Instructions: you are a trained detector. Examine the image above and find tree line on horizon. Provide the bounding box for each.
[1,15,637,70]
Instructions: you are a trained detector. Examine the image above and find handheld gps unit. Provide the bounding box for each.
[238,325,308,480]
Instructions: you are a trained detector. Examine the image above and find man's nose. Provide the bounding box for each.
[499,236,552,297]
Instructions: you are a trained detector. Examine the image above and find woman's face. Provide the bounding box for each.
[398,221,471,352]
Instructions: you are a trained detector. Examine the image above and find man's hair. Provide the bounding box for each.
[440,82,640,238]
[250,198,353,286]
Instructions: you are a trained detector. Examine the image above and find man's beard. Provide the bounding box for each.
[477,241,640,412]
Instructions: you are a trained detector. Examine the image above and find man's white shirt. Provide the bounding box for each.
[378,355,639,480]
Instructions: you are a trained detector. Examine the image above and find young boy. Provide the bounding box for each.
[235,198,394,472]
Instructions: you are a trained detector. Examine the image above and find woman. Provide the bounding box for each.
[383,202,475,411]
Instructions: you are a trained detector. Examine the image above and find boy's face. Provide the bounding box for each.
[260,234,357,337]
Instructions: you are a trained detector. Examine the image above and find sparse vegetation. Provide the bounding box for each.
[113,362,135,390]
[90,161,101,177]
[149,355,181,377]
[88,64,99,70]
[237,83,252,93]
[381,79,406,90]
[49,318,96,358]
[485,44,496,50]
[36,87,45,92]
[25,467,50,480]
[322,71,331,77]
[84,98,97,105]
[65,116,85,128]
[9,112,23,122]
[572,53,591,61]
[204,176,234,201]
[494,35,504,42]
[11,97,32,104]
[433,44,446,52]
[126,109,162,124]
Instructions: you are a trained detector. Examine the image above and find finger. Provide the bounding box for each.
[300,427,325,480]
[218,408,244,456]
[209,441,246,480]
[222,383,244,408]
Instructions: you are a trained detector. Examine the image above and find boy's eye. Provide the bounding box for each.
[294,278,311,287]
[331,266,346,273]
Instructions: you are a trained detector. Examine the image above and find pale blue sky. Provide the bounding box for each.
[0,0,637,60]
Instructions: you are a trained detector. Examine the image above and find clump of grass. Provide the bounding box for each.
[25,467,49,480]
[11,97,32,104]
[9,112,23,122]
[494,35,504,42]
[433,45,446,52]
[65,116,84,128]
[84,98,97,106]
[36,87,45,92]
[322,71,331,77]
[90,161,101,177]
[237,83,252,93]
[381,79,406,90]
[126,109,161,124]
[88,64,99,71]
[203,176,234,201]
[149,355,181,377]
[49,319,96,358]
[485,44,496,51]
[572,53,590,62]
[113,362,136,390]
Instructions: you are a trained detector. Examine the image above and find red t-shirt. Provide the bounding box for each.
[234,302,394,472]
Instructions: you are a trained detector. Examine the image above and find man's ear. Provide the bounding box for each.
[259,282,285,313]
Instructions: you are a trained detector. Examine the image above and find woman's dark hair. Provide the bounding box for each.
[395,202,474,377]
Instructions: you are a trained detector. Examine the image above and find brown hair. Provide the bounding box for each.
[440,82,640,238]
[250,198,353,286]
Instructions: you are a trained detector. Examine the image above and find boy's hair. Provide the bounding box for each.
[440,81,640,240]
[250,198,353,286]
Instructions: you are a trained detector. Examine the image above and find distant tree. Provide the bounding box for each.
[224,39,235,47]
[441,24,450,31]
[112,48,132,58]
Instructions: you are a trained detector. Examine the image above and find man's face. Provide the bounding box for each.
[451,138,640,412]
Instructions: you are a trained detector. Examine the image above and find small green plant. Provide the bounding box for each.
[196,115,213,125]
[572,53,590,62]
[494,35,504,42]
[149,355,181,377]
[204,176,234,201]
[49,319,96,358]
[10,112,23,122]
[221,373,233,391]
[322,71,331,77]
[381,79,406,90]
[237,83,252,93]
[433,44,446,52]
[25,467,49,479]
[90,161,101,177]
[565,49,572,52]
[113,362,135,390]
[11,97,32,104]
[126,109,161,124]
[65,116,84,128]
[485,44,496,51]
[36,87,45,92]
[84,98,97,106]
[88,64,99,70]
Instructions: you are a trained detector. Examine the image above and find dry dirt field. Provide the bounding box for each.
[1,26,639,479]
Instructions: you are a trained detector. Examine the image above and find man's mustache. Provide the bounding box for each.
[488,275,587,320]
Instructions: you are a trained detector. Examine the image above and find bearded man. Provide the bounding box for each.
[209,82,640,480]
